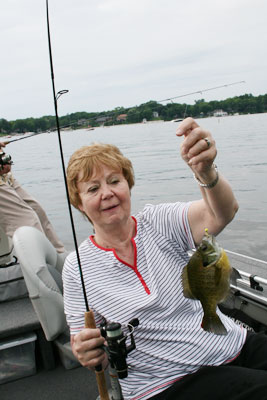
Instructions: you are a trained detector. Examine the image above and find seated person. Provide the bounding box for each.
[0,142,65,254]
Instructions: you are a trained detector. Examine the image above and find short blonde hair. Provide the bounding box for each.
[67,143,135,210]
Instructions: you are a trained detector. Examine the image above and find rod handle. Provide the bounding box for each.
[85,311,110,400]
[85,310,97,329]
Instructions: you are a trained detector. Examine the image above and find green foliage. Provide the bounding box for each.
[1,93,267,135]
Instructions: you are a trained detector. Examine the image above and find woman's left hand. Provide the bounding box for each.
[176,117,217,177]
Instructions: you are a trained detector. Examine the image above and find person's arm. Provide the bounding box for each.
[176,117,238,246]
[71,328,108,370]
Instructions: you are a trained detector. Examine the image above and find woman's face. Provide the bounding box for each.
[77,164,131,231]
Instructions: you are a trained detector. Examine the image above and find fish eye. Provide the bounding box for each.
[201,244,208,251]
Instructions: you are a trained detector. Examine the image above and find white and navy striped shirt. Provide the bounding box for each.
[63,202,247,400]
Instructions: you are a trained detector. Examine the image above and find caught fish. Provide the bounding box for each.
[182,229,232,335]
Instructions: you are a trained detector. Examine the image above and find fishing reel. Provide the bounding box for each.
[0,152,13,169]
[101,318,139,379]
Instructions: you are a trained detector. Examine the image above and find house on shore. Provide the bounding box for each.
[212,109,228,117]
[116,114,127,122]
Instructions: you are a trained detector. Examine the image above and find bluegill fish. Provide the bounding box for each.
[182,229,231,335]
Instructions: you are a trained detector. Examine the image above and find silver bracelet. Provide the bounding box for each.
[193,164,219,189]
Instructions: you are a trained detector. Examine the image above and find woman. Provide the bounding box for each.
[63,118,267,399]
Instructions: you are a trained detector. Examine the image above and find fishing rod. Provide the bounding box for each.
[157,81,246,103]
[46,3,139,400]
[45,1,109,399]
[3,130,51,145]
[2,80,246,142]
[2,120,81,145]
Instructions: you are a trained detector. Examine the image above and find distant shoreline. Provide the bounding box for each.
[1,111,267,140]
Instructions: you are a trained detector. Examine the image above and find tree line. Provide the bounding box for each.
[1,93,267,135]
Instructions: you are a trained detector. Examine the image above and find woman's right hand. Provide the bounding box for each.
[71,328,108,370]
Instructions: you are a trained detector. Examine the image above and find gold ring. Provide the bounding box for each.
[204,138,211,148]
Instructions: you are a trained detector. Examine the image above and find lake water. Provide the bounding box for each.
[7,113,267,261]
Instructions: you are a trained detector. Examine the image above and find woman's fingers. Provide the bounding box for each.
[176,117,199,137]
[72,328,106,368]
[176,118,217,171]
[180,127,212,157]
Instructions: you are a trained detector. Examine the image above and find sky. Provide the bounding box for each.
[1,0,267,121]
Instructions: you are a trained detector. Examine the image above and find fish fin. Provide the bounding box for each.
[201,314,227,335]
[219,269,239,308]
[181,266,196,299]
[230,267,242,284]
[219,290,236,310]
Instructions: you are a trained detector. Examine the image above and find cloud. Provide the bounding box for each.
[0,0,266,120]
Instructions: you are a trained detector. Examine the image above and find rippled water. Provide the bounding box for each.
[8,113,267,260]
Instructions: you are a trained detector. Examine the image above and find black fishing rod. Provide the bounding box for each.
[45,1,109,399]
[2,120,82,146]
[3,130,50,145]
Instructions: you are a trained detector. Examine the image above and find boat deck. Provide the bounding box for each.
[0,251,266,400]
[1,361,100,400]
[0,297,101,399]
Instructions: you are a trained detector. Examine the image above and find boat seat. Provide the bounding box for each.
[12,226,79,368]
[0,225,14,265]
[0,225,29,302]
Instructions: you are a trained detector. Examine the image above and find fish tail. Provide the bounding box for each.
[201,314,227,335]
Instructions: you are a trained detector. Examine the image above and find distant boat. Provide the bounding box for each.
[171,118,183,123]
